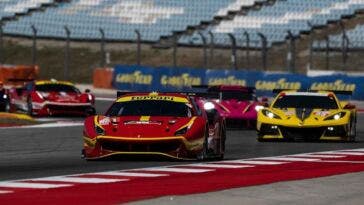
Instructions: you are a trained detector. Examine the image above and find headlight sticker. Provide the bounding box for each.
[99,117,111,125]
[314,111,330,117]
[284,110,295,116]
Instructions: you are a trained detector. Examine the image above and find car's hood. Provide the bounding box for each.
[97,116,196,137]
[40,91,81,102]
[217,100,257,114]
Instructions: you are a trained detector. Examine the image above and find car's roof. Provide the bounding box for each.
[35,80,74,86]
[117,92,190,103]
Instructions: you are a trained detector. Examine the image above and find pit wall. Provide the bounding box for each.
[93,65,364,100]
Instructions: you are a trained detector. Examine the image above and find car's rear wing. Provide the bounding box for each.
[192,85,256,93]
[116,91,220,99]
[272,89,353,95]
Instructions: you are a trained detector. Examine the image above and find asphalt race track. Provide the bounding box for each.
[1,99,364,182]
[0,98,364,180]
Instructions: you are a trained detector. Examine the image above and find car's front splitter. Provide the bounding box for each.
[83,135,205,160]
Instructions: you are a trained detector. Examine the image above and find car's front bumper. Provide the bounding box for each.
[83,135,204,160]
[257,123,350,141]
[33,102,95,116]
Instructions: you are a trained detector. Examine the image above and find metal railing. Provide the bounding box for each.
[0,23,363,82]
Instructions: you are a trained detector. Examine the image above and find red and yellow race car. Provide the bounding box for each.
[8,79,96,116]
[82,92,226,160]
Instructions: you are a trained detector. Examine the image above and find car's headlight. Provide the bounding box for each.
[175,127,188,136]
[255,105,264,112]
[262,109,281,119]
[324,112,346,121]
[87,94,93,102]
[203,102,215,110]
[95,126,105,135]
[2,94,7,99]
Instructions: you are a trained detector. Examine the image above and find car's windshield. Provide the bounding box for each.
[36,84,80,93]
[273,95,338,109]
[221,91,255,101]
[106,100,193,117]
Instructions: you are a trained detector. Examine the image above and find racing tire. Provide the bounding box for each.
[4,100,10,112]
[197,127,209,161]
[27,97,34,116]
[217,126,226,160]
[85,107,96,116]
[348,118,357,142]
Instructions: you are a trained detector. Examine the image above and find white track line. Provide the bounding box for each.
[290,154,345,158]
[180,163,253,169]
[2,122,84,129]
[140,167,214,173]
[319,151,364,156]
[25,122,84,128]
[257,157,321,162]
[0,190,13,194]
[97,97,115,101]
[33,176,126,183]
[319,160,364,164]
[350,148,364,152]
[0,182,72,189]
[225,160,288,165]
[91,171,168,177]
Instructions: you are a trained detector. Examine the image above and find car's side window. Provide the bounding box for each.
[190,97,202,116]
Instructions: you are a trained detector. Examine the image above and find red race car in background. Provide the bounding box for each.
[82,92,226,160]
[8,79,96,116]
[194,85,267,129]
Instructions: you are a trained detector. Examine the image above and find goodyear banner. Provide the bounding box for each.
[113,65,364,100]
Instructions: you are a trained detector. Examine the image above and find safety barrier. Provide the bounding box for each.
[93,67,114,89]
[0,65,39,84]
[100,65,364,100]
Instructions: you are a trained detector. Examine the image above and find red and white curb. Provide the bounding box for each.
[1,148,364,205]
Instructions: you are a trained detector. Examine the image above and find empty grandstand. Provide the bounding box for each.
[1,0,364,82]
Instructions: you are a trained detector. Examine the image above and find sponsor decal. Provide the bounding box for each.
[314,111,331,117]
[160,73,201,87]
[255,78,301,91]
[99,117,111,125]
[115,71,153,85]
[310,80,356,92]
[208,76,246,86]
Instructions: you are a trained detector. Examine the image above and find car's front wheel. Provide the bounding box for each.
[197,127,209,161]
[27,98,33,116]
[348,118,357,142]
[4,100,10,112]
[217,125,226,159]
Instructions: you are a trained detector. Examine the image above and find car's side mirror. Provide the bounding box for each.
[85,89,91,93]
[344,103,356,109]
[261,97,268,102]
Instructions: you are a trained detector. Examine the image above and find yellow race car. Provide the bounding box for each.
[256,90,357,142]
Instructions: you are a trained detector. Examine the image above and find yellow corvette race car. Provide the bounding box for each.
[256,90,357,142]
